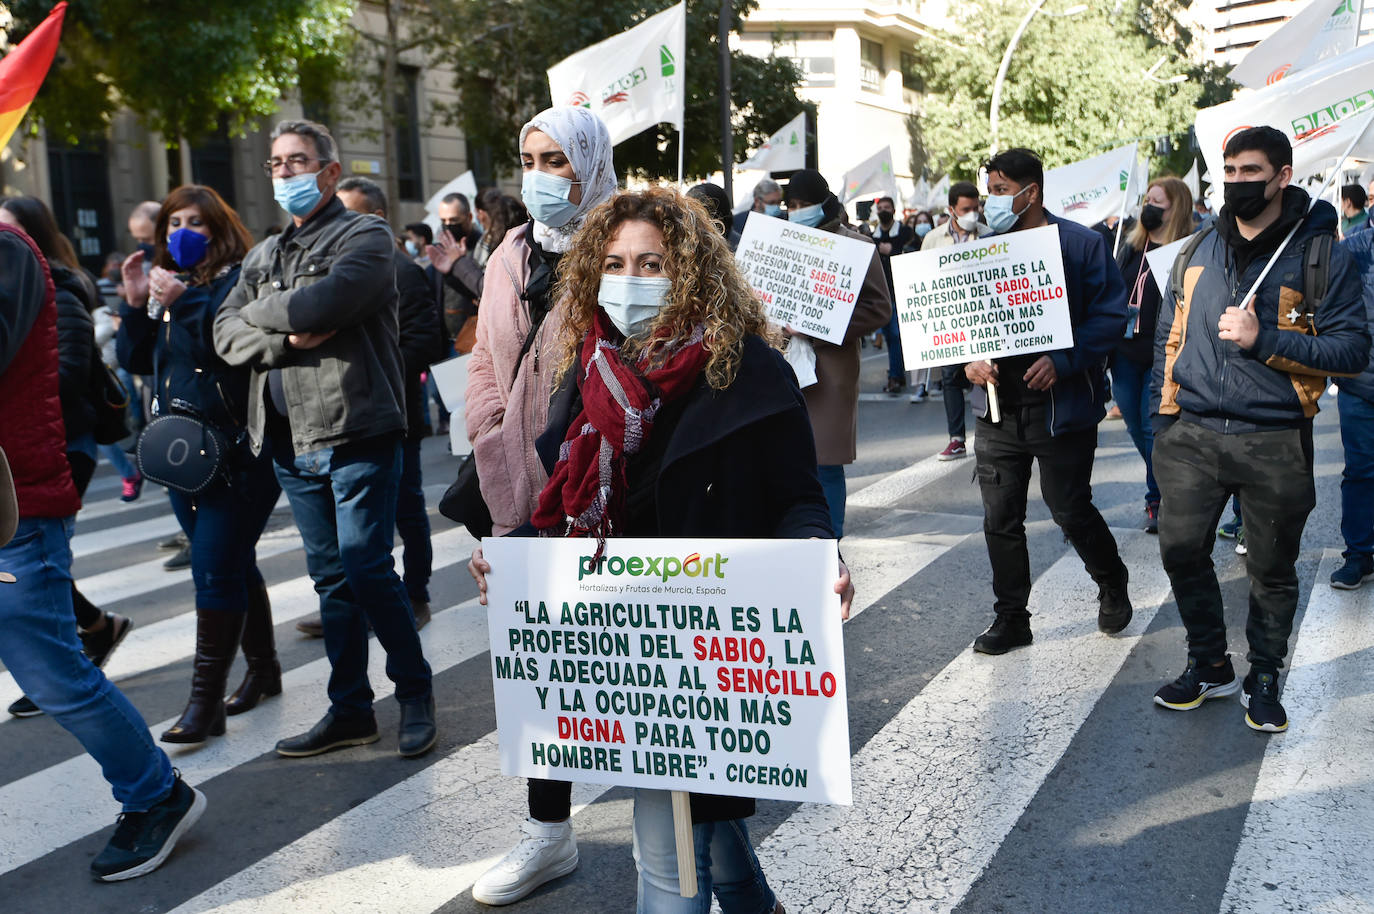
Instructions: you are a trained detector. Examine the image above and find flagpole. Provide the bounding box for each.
[1239,109,1374,310]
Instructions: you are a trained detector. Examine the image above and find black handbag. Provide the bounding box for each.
[90,354,130,446]
[135,407,231,495]
[438,451,493,540]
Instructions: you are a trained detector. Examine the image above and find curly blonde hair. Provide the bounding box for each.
[553,186,772,390]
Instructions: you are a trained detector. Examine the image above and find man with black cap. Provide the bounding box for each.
[783,168,892,538]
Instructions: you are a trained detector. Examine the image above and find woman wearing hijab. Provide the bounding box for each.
[466,105,618,906]
[472,186,852,912]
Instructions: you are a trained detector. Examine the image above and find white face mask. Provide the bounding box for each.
[598,274,671,339]
[955,211,980,233]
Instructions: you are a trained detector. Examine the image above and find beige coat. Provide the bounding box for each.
[802,221,892,465]
[464,228,565,535]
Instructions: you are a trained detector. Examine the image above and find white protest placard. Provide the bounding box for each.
[484,536,852,806]
[891,224,1073,370]
[429,354,472,456]
[735,211,875,344]
[1144,236,1190,301]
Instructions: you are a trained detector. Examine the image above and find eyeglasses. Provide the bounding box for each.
[261,153,321,177]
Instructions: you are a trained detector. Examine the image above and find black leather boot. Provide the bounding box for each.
[226,580,282,715]
[161,610,245,744]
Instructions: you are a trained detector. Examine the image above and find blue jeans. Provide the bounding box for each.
[632,790,777,914]
[272,434,433,719]
[0,517,173,811]
[396,437,432,604]
[98,443,138,480]
[817,464,845,539]
[942,364,967,439]
[880,308,904,382]
[1109,359,1159,506]
[1338,390,1374,559]
[115,366,143,426]
[168,449,281,611]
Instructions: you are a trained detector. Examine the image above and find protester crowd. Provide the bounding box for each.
[2,106,1372,914]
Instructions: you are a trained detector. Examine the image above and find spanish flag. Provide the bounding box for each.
[0,2,67,150]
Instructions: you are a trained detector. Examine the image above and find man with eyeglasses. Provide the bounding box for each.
[213,119,438,759]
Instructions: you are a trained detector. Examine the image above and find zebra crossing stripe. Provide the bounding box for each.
[0,593,488,877]
[847,448,972,509]
[1219,550,1374,913]
[0,527,478,717]
[748,529,1172,914]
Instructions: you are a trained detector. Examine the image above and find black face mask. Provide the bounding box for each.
[877,209,894,224]
[1139,204,1164,232]
[441,220,467,237]
[1224,178,1275,222]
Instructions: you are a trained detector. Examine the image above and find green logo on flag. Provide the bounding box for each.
[660,45,675,77]
[788,131,798,146]
[1118,169,1129,191]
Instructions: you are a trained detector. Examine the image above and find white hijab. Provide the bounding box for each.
[519,106,618,253]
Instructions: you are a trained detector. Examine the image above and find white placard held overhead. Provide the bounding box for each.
[484,536,852,806]
[890,224,1074,370]
[734,211,875,345]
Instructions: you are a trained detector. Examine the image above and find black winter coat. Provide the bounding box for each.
[51,263,96,444]
[394,249,444,439]
[535,332,833,823]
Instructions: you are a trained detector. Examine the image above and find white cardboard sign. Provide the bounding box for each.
[735,211,874,345]
[891,224,1074,370]
[1144,236,1190,302]
[483,536,852,806]
[429,354,472,456]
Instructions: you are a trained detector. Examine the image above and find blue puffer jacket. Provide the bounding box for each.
[1152,189,1370,434]
[1334,226,1374,403]
[118,267,250,435]
[970,212,1128,436]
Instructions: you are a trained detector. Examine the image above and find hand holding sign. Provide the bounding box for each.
[1218,297,1260,349]
[965,360,999,387]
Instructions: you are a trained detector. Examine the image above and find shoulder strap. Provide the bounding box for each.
[1170,223,1214,305]
[1302,232,1333,316]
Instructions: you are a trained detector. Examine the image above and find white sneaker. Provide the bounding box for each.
[472,817,579,905]
[908,384,928,403]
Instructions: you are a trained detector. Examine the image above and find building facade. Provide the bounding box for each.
[1193,0,1374,66]
[736,0,952,208]
[0,2,478,274]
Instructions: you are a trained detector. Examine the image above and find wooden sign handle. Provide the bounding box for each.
[671,790,698,898]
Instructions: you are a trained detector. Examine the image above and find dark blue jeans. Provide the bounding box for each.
[272,434,433,719]
[942,364,968,439]
[1109,358,1159,506]
[167,448,281,611]
[0,517,173,811]
[396,438,432,604]
[880,308,904,382]
[1338,390,1374,559]
[817,464,846,539]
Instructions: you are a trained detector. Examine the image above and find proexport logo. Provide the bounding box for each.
[578,551,729,582]
[936,241,1010,268]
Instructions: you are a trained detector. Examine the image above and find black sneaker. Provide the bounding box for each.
[80,612,134,668]
[1154,656,1239,710]
[275,712,380,758]
[1242,669,1288,732]
[1097,575,1133,634]
[972,616,1033,655]
[7,695,42,718]
[1330,555,1374,590]
[163,545,192,571]
[157,532,189,551]
[90,772,206,882]
[1143,503,1159,535]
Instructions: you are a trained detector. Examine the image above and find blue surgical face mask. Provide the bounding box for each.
[598,274,671,339]
[915,223,933,238]
[167,228,210,270]
[984,184,1032,234]
[764,203,783,218]
[273,171,324,218]
[522,169,583,228]
[789,203,825,227]
[405,239,420,257]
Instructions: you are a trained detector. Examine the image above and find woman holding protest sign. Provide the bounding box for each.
[1112,176,1194,533]
[470,186,853,912]
[465,105,618,907]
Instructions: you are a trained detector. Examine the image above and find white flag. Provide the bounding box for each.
[1042,145,1139,227]
[1228,0,1360,89]
[906,177,930,210]
[1184,159,1201,199]
[739,112,806,172]
[546,3,686,146]
[1196,41,1374,192]
[925,174,951,212]
[840,146,899,203]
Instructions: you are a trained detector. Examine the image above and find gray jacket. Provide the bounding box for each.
[212,196,405,454]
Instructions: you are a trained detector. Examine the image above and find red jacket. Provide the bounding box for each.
[0,223,79,518]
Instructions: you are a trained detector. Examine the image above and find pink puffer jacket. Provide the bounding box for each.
[464,227,565,535]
